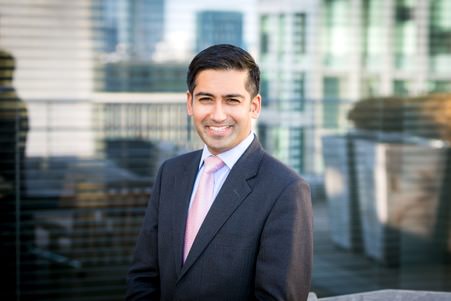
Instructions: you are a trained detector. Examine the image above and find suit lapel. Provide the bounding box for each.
[178,139,265,280]
[172,150,202,276]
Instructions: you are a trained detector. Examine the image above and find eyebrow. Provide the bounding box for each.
[224,94,245,99]
[194,92,214,98]
[194,92,245,99]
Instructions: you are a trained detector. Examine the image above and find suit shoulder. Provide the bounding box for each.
[260,152,308,185]
[161,149,201,169]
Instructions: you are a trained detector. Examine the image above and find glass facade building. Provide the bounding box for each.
[195,10,244,53]
[97,0,165,60]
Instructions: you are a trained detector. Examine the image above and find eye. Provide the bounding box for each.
[198,97,213,103]
[227,98,241,104]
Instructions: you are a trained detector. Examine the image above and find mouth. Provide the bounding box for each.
[206,125,232,136]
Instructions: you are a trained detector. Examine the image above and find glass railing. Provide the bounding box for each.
[3,95,451,299]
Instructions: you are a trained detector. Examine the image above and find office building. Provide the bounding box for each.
[195,10,244,52]
[95,61,186,92]
[257,0,451,175]
[97,0,165,61]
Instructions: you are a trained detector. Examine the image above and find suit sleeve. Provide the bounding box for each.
[126,162,165,300]
[254,179,313,301]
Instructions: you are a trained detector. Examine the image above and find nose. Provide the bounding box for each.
[211,101,227,122]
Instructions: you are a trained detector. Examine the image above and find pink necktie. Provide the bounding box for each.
[184,156,224,262]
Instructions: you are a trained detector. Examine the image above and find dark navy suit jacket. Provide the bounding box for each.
[126,138,313,301]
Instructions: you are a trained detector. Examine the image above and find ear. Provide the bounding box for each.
[186,90,193,116]
[250,94,262,119]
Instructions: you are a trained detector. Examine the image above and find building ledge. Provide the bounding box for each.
[310,289,451,301]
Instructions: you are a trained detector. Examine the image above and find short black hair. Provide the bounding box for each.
[186,44,260,98]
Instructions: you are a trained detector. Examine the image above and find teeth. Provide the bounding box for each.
[209,126,229,133]
[210,126,227,131]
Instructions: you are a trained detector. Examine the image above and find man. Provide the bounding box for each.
[126,44,313,301]
[0,49,29,299]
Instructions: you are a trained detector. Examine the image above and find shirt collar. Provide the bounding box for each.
[199,132,255,170]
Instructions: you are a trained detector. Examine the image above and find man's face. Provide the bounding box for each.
[187,69,261,155]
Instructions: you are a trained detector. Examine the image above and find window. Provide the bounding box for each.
[322,0,351,67]
[260,15,270,56]
[394,0,416,70]
[293,13,307,56]
[429,0,451,72]
[323,76,341,129]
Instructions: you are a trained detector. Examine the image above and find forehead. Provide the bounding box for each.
[194,69,249,93]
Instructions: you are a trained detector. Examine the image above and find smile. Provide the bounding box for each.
[206,125,232,135]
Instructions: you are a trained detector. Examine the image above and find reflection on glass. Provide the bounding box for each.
[1,0,450,299]
[0,48,29,300]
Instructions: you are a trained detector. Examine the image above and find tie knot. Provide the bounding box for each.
[203,156,224,174]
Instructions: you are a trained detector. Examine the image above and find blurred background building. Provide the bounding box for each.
[97,0,165,61]
[257,0,451,174]
[0,0,450,300]
[195,10,244,52]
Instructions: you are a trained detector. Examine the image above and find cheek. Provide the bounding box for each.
[191,107,209,121]
[231,112,250,125]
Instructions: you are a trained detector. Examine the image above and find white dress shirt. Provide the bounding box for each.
[188,132,255,209]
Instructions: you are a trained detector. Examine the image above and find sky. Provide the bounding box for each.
[155,0,258,61]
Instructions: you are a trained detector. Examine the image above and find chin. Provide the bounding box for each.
[207,143,227,153]
[205,140,231,154]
